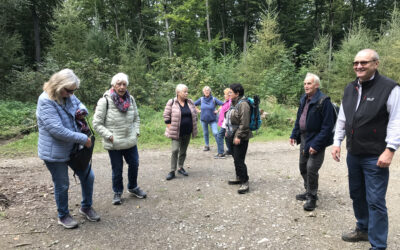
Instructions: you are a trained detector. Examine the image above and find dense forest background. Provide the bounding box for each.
[1,0,400,109]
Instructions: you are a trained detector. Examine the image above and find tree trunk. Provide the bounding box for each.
[327,0,334,90]
[206,0,211,52]
[137,0,143,36]
[31,2,41,66]
[220,0,226,56]
[112,1,119,39]
[243,0,249,53]
[164,3,172,57]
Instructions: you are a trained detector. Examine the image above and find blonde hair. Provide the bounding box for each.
[111,72,129,86]
[43,69,80,104]
[223,88,231,95]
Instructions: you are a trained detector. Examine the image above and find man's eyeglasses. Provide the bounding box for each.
[64,88,77,94]
[352,60,376,67]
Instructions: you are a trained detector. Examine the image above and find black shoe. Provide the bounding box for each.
[178,168,188,176]
[224,151,232,156]
[166,171,175,180]
[296,192,307,201]
[238,181,249,194]
[228,176,241,185]
[341,228,369,242]
[303,198,316,211]
[112,193,122,205]
[203,146,210,151]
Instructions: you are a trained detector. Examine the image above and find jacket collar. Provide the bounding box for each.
[301,89,322,105]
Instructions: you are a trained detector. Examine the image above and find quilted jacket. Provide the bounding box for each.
[93,90,140,150]
[36,92,88,162]
[163,97,198,140]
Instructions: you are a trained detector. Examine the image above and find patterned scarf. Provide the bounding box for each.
[75,109,89,134]
[110,88,131,112]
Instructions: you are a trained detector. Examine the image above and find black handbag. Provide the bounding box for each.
[68,118,95,180]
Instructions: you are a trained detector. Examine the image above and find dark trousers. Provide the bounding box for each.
[108,146,139,194]
[232,139,249,183]
[299,133,325,197]
[347,153,389,250]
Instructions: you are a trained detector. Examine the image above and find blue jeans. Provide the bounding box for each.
[108,146,139,194]
[217,127,231,154]
[45,161,94,218]
[347,153,389,250]
[201,121,218,146]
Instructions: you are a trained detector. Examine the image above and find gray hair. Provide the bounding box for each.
[305,72,321,87]
[111,72,129,86]
[43,68,80,104]
[202,86,211,92]
[176,83,188,95]
[357,49,380,61]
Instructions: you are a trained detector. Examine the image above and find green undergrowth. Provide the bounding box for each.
[0,100,296,157]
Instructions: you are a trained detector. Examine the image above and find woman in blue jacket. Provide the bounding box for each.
[194,86,223,151]
[36,69,100,229]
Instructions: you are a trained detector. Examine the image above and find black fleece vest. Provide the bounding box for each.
[342,71,397,155]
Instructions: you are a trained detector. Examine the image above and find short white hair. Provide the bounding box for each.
[111,73,129,86]
[202,86,211,92]
[357,48,380,61]
[176,83,188,94]
[305,72,321,87]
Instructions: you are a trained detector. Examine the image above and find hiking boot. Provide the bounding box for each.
[178,168,188,176]
[128,186,147,199]
[341,228,369,242]
[238,181,249,194]
[112,193,122,205]
[303,198,317,211]
[166,171,175,180]
[203,146,210,151]
[214,153,226,159]
[79,207,100,222]
[296,192,307,201]
[228,176,241,185]
[58,214,78,229]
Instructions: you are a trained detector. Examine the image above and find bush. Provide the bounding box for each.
[0,100,37,139]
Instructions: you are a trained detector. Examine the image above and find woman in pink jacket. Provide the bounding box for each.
[163,84,198,180]
[215,88,232,159]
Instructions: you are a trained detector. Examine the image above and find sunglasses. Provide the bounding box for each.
[64,87,77,94]
[352,60,376,67]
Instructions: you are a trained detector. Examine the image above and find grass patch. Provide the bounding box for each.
[0,99,297,157]
[0,100,37,139]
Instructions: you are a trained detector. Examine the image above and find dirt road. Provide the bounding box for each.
[1,141,400,249]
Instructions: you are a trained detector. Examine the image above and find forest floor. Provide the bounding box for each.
[1,140,400,249]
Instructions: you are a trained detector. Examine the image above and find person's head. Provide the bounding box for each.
[176,83,189,100]
[223,88,231,101]
[43,69,80,104]
[303,73,320,96]
[353,49,379,83]
[202,86,211,97]
[229,83,244,100]
[111,73,129,97]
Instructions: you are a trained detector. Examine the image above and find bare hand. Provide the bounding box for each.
[331,146,341,162]
[167,124,171,129]
[309,147,317,155]
[289,138,296,146]
[233,137,241,145]
[377,149,395,168]
[109,136,114,143]
[214,110,218,114]
[84,137,92,148]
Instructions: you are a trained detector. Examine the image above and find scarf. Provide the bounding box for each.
[110,88,131,112]
[75,109,89,134]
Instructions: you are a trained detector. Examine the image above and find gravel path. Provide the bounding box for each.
[1,141,400,249]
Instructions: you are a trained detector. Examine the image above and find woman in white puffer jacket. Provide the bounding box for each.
[93,73,146,205]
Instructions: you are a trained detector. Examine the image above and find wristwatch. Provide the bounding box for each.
[386,147,396,153]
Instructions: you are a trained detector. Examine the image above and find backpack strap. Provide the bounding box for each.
[316,95,329,113]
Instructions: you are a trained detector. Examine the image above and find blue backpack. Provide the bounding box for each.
[237,95,262,131]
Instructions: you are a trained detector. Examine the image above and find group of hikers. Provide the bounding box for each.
[36,48,399,250]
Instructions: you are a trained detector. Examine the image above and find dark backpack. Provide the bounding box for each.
[237,95,262,131]
[316,95,339,134]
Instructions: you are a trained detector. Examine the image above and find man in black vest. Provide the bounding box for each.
[331,49,400,250]
[290,73,336,211]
